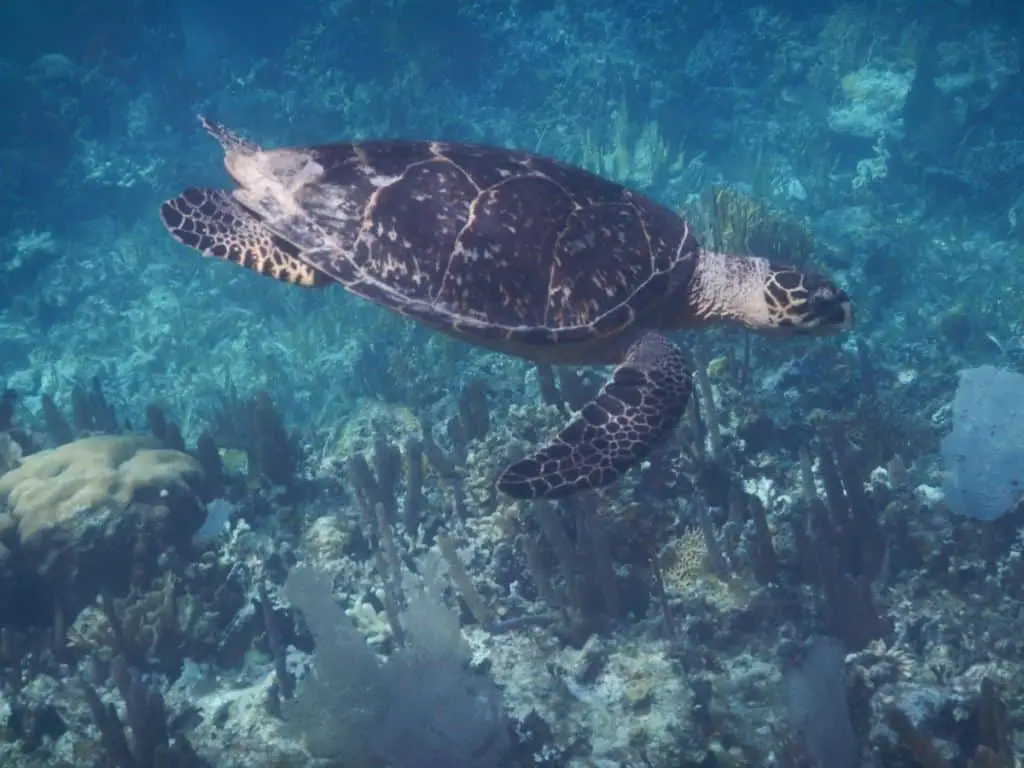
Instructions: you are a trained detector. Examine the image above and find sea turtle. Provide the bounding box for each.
[160,117,853,500]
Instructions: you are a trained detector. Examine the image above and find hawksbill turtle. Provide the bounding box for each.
[160,117,853,500]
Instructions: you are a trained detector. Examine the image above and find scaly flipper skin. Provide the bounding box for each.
[159,187,329,287]
[497,333,692,499]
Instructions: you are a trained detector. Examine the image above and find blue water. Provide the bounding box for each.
[1,0,1023,765]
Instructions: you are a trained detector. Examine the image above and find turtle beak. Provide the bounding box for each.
[808,286,853,334]
[840,298,854,330]
[830,291,854,331]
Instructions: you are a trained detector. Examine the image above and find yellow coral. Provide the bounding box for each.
[218,447,249,476]
[660,527,709,593]
[707,356,731,380]
[0,435,202,544]
[840,69,869,100]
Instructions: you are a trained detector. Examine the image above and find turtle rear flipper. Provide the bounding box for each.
[159,188,329,287]
[497,333,692,499]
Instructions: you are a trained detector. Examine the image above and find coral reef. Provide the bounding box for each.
[1,0,1024,765]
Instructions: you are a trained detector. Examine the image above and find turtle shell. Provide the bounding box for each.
[234,140,701,349]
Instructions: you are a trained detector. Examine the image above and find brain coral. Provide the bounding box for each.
[0,435,201,543]
[0,436,204,607]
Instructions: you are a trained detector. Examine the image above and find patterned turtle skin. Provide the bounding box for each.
[160,117,853,499]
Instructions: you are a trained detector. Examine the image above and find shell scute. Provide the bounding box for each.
[314,142,434,183]
[429,143,538,189]
[436,175,579,326]
[354,160,477,303]
[544,204,657,328]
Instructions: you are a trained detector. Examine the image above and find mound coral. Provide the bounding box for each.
[0,436,205,617]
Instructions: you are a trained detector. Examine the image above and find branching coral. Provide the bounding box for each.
[81,655,205,767]
[683,186,816,267]
[209,386,302,492]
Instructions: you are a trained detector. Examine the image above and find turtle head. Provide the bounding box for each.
[683,251,853,336]
[761,263,853,336]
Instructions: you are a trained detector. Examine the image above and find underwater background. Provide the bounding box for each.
[1,0,1023,765]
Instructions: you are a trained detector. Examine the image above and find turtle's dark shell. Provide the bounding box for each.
[224,137,701,352]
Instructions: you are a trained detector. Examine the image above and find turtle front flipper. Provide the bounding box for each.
[497,334,692,499]
[159,188,329,287]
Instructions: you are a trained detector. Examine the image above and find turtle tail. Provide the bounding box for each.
[159,188,330,287]
[497,333,692,499]
[198,115,263,156]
